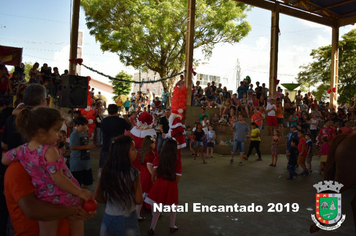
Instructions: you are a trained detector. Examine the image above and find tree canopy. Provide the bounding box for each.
[81,0,251,91]
[296,29,356,103]
[111,71,132,101]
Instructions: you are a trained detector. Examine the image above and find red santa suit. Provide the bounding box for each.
[166,110,186,159]
[130,112,157,170]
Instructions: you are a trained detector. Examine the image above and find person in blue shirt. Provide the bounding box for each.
[285,124,299,162]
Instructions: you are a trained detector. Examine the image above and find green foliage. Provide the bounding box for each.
[111,71,132,101]
[81,0,251,92]
[8,62,33,81]
[296,29,356,103]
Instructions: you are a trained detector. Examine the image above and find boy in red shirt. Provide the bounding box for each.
[297,129,308,176]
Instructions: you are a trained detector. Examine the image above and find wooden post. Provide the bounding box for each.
[69,0,80,75]
[185,0,195,106]
[269,2,280,97]
[330,26,339,109]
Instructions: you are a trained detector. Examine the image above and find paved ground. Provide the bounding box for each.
[84,147,355,236]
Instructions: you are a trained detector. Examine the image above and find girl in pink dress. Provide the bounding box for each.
[135,135,156,220]
[2,107,92,236]
[145,139,181,235]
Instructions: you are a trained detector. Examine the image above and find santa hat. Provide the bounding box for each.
[136,112,154,128]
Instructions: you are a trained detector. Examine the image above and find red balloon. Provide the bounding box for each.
[83,199,98,212]
[179,102,184,107]
[327,89,331,94]
[81,110,88,115]
[332,87,336,93]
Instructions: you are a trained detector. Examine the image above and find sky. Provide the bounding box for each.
[1,0,355,96]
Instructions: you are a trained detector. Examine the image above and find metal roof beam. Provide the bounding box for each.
[339,15,356,27]
[236,0,337,27]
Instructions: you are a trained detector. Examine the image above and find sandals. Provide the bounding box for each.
[170,225,179,233]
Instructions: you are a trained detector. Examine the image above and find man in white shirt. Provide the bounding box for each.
[265,98,277,135]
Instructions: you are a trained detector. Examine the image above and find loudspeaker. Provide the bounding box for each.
[61,75,88,108]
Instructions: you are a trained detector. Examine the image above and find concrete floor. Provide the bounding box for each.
[85,147,355,236]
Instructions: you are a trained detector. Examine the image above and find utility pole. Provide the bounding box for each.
[69,0,80,75]
[235,59,241,91]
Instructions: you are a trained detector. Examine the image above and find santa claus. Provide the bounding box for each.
[130,111,157,149]
[166,109,186,159]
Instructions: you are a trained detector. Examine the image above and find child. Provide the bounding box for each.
[211,113,220,127]
[244,122,261,161]
[270,129,280,167]
[206,125,216,158]
[136,136,156,221]
[201,116,209,151]
[57,130,71,168]
[319,136,329,175]
[286,139,299,180]
[2,107,92,236]
[94,135,143,235]
[144,139,181,235]
[305,133,313,173]
[193,123,207,164]
[219,115,227,133]
[184,126,194,155]
[297,129,308,176]
[69,116,96,188]
[124,98,131,115]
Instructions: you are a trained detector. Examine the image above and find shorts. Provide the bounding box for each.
[231,140,245,153]
[71,169,93,186]
[297,154,307,165]
[277,118,284,125]
[195,141,204,148]
[267,116,278,127]
[125,107,129,111]
[118,106,122,111]
[320,155,327,163]
[306,152,313,164]
[99,150,109,168]
[207,142,215,148]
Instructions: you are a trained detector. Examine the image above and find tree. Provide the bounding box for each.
[81,0,251,93]
[8,62,33,81]
[297,29,356,103]
[111,71,132,101]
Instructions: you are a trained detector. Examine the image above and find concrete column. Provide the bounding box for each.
[329,26,339,108]
[185,0,195,106]
[269,3,280,97]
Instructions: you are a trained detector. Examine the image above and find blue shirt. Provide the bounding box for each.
[306,139,312,153]
[124,100,130,107]
[286,130,299,151]
[232,122,250,142]
[162,92,169,103]
[69,129,91,172]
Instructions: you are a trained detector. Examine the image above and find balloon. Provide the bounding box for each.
[85,106,91,112]
[87,76,91,82]
[181,86,187,92]
[174,87,179,91]
[88,85,91,90]
[332,87,336,93]
[246,76,251,83]
[87,119,94,124]
[81,110,87,115]
[179,102,184,108]
[327,89,331,94]
[83,199,98,212]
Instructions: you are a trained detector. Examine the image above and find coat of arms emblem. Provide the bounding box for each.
[311,181,346,231]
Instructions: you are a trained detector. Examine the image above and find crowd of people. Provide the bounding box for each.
[1,65,356,236]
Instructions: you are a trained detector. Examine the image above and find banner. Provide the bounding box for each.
[0,45,22,66]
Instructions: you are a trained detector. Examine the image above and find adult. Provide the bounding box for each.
[229,114,250,166]
[8,72,21,95]
[237,81,246,99]
[99,104,132,170]
[198,107,209,123]
[161,88,169,109]
[2,84,94,235]
[285,124,299,158]
[261,83,269,102]
[157,109,170,155]
[251,108,264,131]
[147,88,153,105]
[51,67,61,98]
[153,96,162,110]
[210,81,217,93]
[255,81,262,99]
[318,120,336,143]
[265,98,277,135]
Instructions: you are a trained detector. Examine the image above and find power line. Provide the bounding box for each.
[0,13,68,24]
